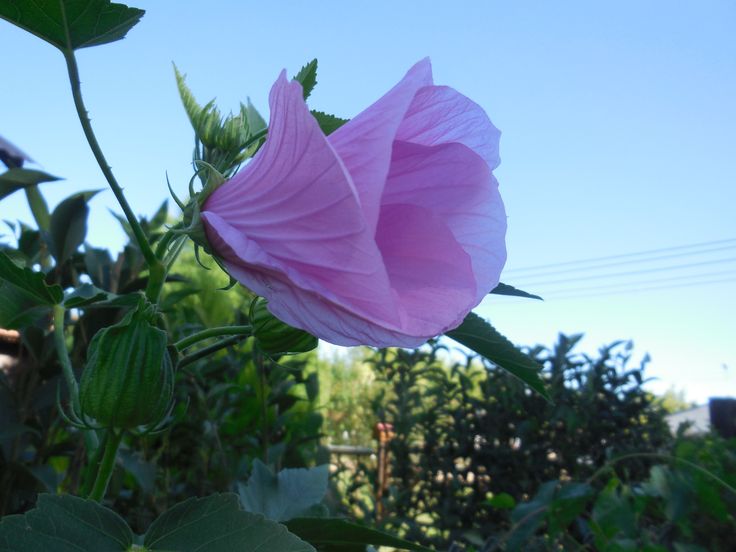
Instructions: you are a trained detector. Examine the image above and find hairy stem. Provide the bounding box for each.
[53,305,79,411]
[88,430,123,502]
[178,335,246,368]
[62,50,158,271]
[175,325,252,351]
[53,305,99,455]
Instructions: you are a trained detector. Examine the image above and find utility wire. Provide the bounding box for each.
[512,257,736,287]
[507,244,736,281]
[504,238,736,274]
[541,277,736,301]
[533,269,736,296]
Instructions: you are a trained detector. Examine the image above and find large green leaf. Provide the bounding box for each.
[293,59,318,100]
[0,168,60,201]
[0,494,133,551]
[490,282,542,301]
[144,493,315,552]
[64,283,113,308]
[446,312,550,400]
[48,190,100,265]
[0,251,62,328]
[0,0,144,52]
[238,459,329,521]
[285,518,434,552]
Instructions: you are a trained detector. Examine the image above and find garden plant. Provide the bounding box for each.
[0,2,549,550]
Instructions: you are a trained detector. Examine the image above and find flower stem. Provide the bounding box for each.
[62,50,158,270]
[178,335,247,368]
[53,305,99,455]
[53,305,79,412]
[88,430,122,502]
[175,325,252,351]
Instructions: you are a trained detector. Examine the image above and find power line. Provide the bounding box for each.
[504,238,736,274]
[541,277,736,301]
[534,269,736,296]
[507,244,736,281]
[513,257,736,287]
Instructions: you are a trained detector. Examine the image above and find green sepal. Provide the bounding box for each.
[79,301,174,429]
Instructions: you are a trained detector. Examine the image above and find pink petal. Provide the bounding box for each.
[202,72,399,329]
[328,58,433,234]
[396,85,501,170]
[376,203,477,337]
[382,140,507,305]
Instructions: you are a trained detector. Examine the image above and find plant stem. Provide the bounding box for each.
[175,325,252,351]
[53,305,99,455]
[178,335,246,368]
[53,305,79,411]
[88,430,122,501]
[62,50,158,270]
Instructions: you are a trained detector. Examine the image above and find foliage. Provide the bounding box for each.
[338,335,674,549]
[493,433,736,551]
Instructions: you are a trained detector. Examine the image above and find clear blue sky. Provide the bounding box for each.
[1,1,734,402]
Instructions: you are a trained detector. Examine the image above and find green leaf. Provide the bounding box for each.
[244,99,267,136]
[285,518,434,552]
[144,493,314,552]
[293,59,318,100]
[0,0,144,52]
[48,190,100,264]
[0,493,133,551]
[311,111,349,135]
[0,168,61,201]
[490,282,542,301]
[64,283,113,308]
[446,312,550,400]
[238,459,329,522]
[0,251,62,328]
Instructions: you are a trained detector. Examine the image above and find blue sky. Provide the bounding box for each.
[1,1,734,402]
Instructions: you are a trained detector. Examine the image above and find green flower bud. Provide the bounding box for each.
[250,298,318,356]
[79,308,174,429]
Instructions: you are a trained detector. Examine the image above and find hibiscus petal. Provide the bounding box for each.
[376,203,477,337]
[396,85,501,170]
[382,140,507,304]
[328,58,433,234]
[202,72,399,327]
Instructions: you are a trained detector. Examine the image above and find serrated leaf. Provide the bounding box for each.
[238,459,329,522]
[285,518,434,552]
[311,111,349,135]
[293,59,318,100]
[64,283,113,308]
[144,493,314,552]
[446,312,550,400]
[0,251,62,328]
[48,190,100,264]
[0,493,133,551]
[0,0,144,52]
[0,168,61,201]
[490,282,542,301]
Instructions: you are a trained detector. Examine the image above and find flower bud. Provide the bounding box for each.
[250,297,317,355]
[79,308,174,429]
